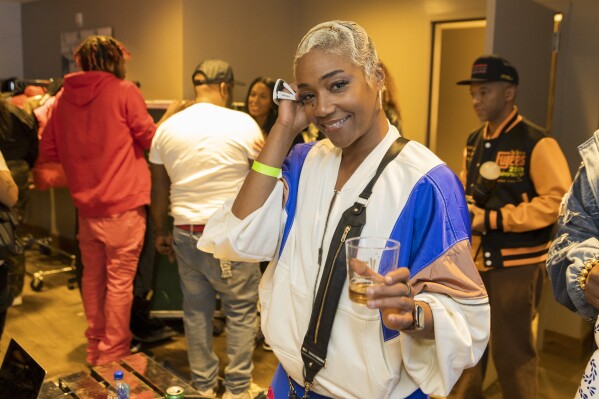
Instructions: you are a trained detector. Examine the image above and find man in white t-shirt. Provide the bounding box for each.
[149,59,265,399]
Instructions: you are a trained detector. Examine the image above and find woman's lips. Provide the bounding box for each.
[320,115,350,132]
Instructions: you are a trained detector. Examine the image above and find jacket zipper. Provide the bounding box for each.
[314,225,351,342]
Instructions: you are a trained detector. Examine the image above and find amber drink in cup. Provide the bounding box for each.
[346,237,400,304]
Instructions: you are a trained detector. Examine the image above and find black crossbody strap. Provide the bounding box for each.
[300,136,409,390]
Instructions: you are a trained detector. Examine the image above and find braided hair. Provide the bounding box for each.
[74,35,130,75]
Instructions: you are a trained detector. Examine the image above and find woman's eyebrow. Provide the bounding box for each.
[297,69,344,90]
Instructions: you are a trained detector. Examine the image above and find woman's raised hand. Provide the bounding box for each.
[275,82,309,138]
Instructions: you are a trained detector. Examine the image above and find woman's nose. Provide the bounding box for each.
[314,94,335,118]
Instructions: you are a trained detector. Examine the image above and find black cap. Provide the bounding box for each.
[456,55,519,86]
[192,59,244,86]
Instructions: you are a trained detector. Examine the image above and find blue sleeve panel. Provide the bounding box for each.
[279,142,318,258]
[383,164,472,341]
[389,164,471,277]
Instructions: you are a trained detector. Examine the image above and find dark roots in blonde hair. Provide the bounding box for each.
[74,35,129,73]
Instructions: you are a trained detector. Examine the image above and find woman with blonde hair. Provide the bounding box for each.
[199,21,489,398]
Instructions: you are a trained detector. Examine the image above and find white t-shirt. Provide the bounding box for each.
[149,102,262,225]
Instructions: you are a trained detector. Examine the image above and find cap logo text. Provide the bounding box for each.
[472,64,487,74]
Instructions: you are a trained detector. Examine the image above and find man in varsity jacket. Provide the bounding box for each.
[448,55,571,399]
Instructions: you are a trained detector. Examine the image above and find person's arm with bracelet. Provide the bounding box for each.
[547,164,599,319]
[231,86,306,219]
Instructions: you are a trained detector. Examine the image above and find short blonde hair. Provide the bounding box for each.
[293,21,379,84]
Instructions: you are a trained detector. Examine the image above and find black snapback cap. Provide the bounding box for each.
[456,55,519,86]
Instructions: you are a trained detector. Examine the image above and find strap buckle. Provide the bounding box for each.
[352,196,370,215]
[301,345,326,384]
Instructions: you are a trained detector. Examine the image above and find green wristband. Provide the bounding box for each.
[252,160,281,178]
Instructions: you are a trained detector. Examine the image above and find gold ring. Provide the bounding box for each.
[405,282,412,297]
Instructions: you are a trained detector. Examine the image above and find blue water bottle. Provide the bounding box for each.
[114,370,130,399]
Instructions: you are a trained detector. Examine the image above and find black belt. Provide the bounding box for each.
[175,224,205,233]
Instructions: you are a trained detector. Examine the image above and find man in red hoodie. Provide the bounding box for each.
[38,35,156,366]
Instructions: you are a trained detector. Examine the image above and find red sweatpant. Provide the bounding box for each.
[78,207,146,366]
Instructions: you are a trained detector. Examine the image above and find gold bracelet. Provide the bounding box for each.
[578,259,599,290]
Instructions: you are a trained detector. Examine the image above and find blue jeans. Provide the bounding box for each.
[173,227,261,393]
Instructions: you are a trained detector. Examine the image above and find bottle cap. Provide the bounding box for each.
[114,370,124,380]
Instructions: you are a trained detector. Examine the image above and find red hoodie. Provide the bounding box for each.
[39,71,156,218]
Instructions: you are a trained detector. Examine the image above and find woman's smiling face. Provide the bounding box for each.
[247,82,273,121]
[295,49,386,151]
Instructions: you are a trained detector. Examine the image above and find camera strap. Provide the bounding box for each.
[298,136,409,398]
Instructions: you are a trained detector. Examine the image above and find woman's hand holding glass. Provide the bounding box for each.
[365,267,415,330]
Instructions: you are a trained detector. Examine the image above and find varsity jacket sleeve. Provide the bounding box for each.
[490,137,571,232]
[547,165,599,319]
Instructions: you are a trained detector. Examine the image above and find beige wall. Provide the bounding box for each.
[17,0,599,163]
[22,0,183,100]
[20,0,486,145]
[181,0,300,103]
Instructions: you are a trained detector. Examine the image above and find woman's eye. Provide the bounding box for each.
[299,93,315,104]
[331,80,348,91]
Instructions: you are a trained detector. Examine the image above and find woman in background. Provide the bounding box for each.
[244,77,310,149]
[244,77,278,136]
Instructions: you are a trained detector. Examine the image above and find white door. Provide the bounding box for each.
[428,20,486,175]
